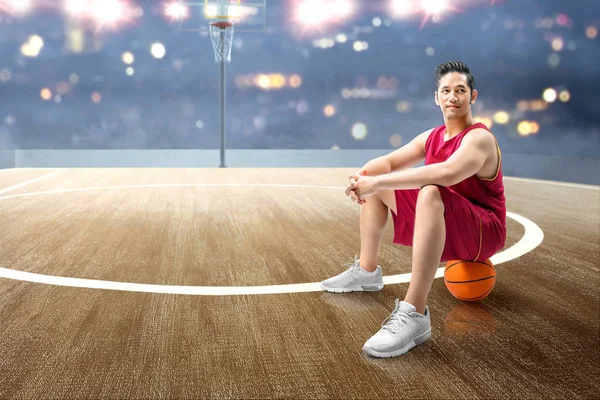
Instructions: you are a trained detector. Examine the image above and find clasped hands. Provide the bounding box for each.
[345,170,379,205]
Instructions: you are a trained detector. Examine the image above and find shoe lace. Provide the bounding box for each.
[341,255,361,275]
[381,299,411,333]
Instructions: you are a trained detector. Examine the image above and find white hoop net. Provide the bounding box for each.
[209,22,235,63]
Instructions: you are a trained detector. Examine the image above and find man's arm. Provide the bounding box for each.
[360,129,432,176]
[372,129,494,191]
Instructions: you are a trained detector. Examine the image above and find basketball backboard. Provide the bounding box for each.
[176,0,267,33]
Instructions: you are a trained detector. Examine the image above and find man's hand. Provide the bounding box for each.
[345,170,380,204]
[345,169,366,204]
[348,173,379,200]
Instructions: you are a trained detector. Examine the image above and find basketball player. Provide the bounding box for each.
[320,61,506,358]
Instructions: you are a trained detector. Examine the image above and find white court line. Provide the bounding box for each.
[422,211,544,283]
[0,212,542,295]
[0,183,545,295]
[0,169,597,188]
[0,169,69,196]
[0,183,343,201]
[504,176,599,190]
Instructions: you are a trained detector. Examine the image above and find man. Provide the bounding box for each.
[320,61,506,358]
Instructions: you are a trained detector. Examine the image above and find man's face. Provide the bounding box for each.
[435,72,478,120]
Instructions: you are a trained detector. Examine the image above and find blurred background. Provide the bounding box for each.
[0,0,598,156]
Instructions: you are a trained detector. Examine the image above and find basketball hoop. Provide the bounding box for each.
[209,21,235,63]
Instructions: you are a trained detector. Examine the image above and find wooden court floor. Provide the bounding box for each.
[0,168,598,399]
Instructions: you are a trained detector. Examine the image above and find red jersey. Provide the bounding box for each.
[424,122,507,246]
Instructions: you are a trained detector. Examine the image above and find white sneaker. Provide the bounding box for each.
[362,299,431,358]
[320,256,383,293]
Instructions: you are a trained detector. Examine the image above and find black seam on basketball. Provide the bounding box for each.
[444,261,463,272]
[471,260,495,269]
[454,285,495,301]
[445,260,495,273]
[445,276,496,284]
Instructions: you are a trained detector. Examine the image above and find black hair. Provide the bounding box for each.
[434,61,475,94]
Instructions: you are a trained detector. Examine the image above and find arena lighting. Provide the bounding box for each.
[294,0,355,27]
[333,0,353,18]
[419,0,448,28]
[64,0,86,16]
[92,0,124,24]
[164,1,189,21]
[421,0,448,14]
[89,0,138,31]
[0,0,33,15]
[389,0,480,28]
[296,0,330,25]
[391,0,413,18]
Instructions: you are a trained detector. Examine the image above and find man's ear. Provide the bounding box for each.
[434,91,440,106]
[470,88,479,104]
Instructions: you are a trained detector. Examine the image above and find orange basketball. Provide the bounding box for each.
[444,259,496,302]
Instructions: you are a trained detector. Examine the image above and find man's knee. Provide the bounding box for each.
[416,185,444,211]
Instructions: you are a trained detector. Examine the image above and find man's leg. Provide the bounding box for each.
[362,185,442,357]
[358,190,397,272]
[404,185,446,314]
[320,189,396,292]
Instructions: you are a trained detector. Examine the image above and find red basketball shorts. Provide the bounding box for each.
[391,186,505,262]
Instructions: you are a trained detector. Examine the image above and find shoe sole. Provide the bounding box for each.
[319,283,384,293]
[362,328,432,358]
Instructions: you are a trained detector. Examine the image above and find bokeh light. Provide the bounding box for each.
[56,81,71,95]
[353,41,368,51]
[40,88,52,101]
[29,35,44,49]
[289,75,302,88]
[530,100,548,111]
[324,104,336,117]
[122,51,134,64]
[548,53,560,67]
[396,101,412,112]
[543,88,557,103]
[474,116,493,129]
[21,35,44,58]
[493,111,510,125]
[389,134,403,147]
[257,74,270,89]
[151,42,166,59]
[351,122,367,140]
[91,92,102,103]
[517,120,540,136]
[271,74,286,88]
[551,37,564,51]
[0,68,12,82]
[335,33,347,43]
[559,90,570,102]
